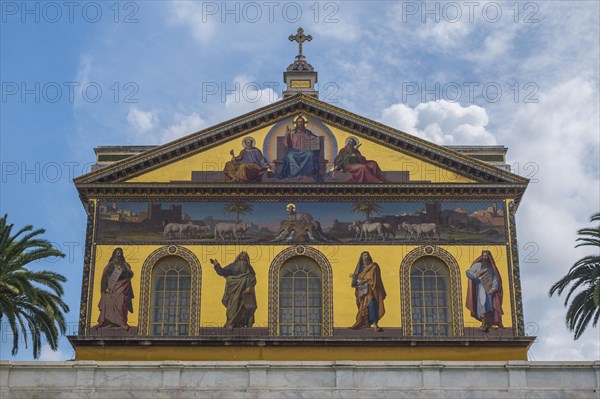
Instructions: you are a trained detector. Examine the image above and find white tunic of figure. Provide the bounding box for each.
[466,261,499,317]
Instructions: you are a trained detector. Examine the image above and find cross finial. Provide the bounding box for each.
[289,27,312,57]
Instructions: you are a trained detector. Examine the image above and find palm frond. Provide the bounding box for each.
[549,211,600,340]
[0,214,68,358]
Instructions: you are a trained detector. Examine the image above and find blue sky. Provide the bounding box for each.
[1,1,599,361]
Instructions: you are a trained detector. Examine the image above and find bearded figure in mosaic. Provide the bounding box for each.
[211,251,257,331]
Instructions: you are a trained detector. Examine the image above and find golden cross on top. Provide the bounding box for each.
[289,27,312,57]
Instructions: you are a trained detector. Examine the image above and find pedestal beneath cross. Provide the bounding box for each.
[283,27,318,99]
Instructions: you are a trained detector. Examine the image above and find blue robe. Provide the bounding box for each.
[277,148,323,182]
[277,128,324,182]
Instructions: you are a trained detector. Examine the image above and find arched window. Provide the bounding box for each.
[150,256,191,336]
[138,246,201,336]
[269,246,333,336]
[410,256,451,336]
[400,246,464,337]
[279,256,322,336]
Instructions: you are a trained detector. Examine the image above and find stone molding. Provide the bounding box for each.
[1,361,598,399]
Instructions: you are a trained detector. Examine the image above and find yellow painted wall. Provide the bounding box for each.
[91,244,511,330]
[76,345,530,361]
[127,125,271,184]
[127,122,474,183]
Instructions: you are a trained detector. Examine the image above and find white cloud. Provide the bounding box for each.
[386,2,481,51]
[218,75,280,122]
[500,77,599,361]
[75,55,92,82]
[312,23,359,43]
[527,295,600,361]
[380,103,417,132]
[501,77,599,205]
[120,75,278,145]
[517,2,599,86]
[161,112,208,143]
[417,19,473,49]
[380,100,496,145]
[478,27,517,63]
[168,1,217,44]
[310,7,361,43]
[73,54,93,108]
[127,107,159,133]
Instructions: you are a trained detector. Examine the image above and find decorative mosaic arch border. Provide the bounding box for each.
[138,245,202,336]
[399,246,464,336]
[508,200,524,336]
[82,200,97,334]
[268,245,334,336]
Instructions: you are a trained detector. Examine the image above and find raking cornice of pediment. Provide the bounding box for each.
[75,94,528,188]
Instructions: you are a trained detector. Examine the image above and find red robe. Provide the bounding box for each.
[334,147,384,183]
[97,261,134,327]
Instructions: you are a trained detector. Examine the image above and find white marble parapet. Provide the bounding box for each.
[1,360,599,399]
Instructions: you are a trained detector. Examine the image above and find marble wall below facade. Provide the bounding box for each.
[1,360,599,399]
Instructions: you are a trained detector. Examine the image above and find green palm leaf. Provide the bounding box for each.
[223,202,253,224]
[0,214,69,358]
[549,212,600,340]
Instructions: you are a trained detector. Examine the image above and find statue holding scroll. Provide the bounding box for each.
[466,250,503,332]
[95,248,134,331]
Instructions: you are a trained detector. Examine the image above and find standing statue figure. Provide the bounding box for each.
[223,137,271,182]
[210,252,257,331]
[95,248,134,331]
[466,250,503,332]
[350,251,387,332]
[277,116,324,182]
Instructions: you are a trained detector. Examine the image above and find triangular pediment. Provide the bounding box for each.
[75,95,527,190]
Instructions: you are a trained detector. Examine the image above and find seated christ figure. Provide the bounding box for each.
[276,116,324,183]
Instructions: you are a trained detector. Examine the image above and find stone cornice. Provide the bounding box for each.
[74,95,528,187]
[76,182,527,208]
[67,334,536,349]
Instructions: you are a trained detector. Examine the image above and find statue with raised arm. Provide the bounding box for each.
[211,252,257,331]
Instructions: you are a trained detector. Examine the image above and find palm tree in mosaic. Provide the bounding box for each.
[0,214,69,358]
[351,202,383,222]
[223,201,254,224]
[549,212,600,340]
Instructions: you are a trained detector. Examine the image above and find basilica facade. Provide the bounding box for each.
[70,30,532,361]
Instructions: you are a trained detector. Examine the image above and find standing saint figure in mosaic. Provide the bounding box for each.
[95,248,134,331]
[211,251,257,331]
[466,250,503,332]
[351,251,386,332]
